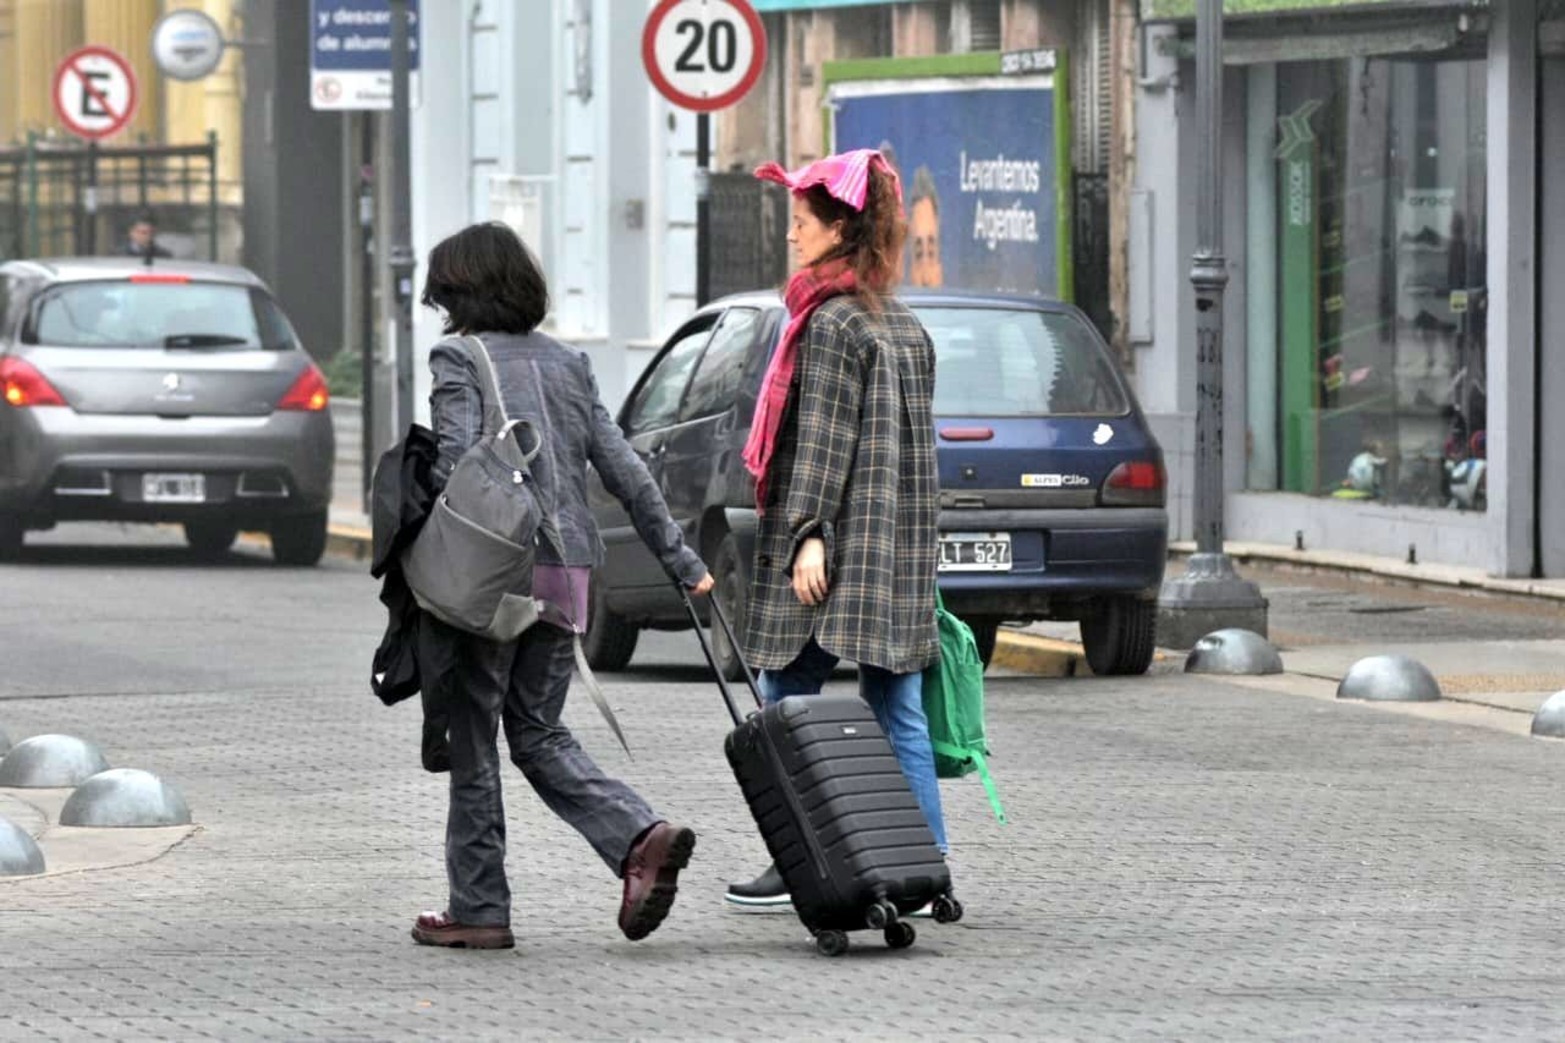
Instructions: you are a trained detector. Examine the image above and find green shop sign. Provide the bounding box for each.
[1141,0,1483,21]
[1276,99,1321,494]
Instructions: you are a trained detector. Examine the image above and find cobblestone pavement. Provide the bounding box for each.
[4,526,1565,1041]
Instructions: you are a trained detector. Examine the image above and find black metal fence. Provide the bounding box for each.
[708,172,789,299]
[1073,171,1112,344]
[0,134,220,262]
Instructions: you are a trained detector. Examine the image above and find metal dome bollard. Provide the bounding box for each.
[1184,629,1284,675]
[0,815,45,877]
[1530,691,1565,739]
[0,734,109,787]
[60,769,191,828]
[1336,654,1441,702]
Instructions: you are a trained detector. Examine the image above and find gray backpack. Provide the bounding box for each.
[402,335,553,641]
[402,335,631,755]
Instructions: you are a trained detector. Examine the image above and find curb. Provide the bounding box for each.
[991,631,1091,677]
[236,524,372,563]
[991,630,1177,677]
[326,524,372,562]
[325,524,1565,606]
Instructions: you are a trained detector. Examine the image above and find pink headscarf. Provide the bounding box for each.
[753,148,902,211]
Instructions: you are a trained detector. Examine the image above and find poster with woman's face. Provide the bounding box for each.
[834,78,1057,297]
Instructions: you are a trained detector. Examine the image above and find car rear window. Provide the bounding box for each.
[27,281,297,350]
[914,306,1129,418]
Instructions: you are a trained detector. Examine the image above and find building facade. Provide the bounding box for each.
[401,0,1130,429]
[1131,0,1563,578]
[403,0,700,421]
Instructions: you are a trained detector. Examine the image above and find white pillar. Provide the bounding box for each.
[1244,64,1278,491]
[410,6,473,425]
[1486,0,1538,576]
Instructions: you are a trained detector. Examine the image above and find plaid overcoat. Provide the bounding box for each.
[743,294,940,675]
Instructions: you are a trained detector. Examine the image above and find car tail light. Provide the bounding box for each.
[277,364,330,412]
[0,356,67,408]
[129,272,190,284]
[1102,459,1165,507]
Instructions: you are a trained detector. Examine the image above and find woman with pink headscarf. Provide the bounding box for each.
[725,149,949,908]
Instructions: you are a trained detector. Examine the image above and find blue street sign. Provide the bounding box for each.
[310,0,421,110]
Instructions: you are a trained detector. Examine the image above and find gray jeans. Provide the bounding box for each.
[424,618,659,927]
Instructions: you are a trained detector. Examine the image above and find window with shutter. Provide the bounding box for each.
[968,1,1002,52]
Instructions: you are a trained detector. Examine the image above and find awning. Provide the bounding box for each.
[1141,0,1484,23]
[1153,22,1469,62]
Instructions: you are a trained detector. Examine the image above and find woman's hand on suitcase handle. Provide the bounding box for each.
[688,570,715,597]
[792,537,829,606]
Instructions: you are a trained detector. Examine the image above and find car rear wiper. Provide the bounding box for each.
[164,333,252,349]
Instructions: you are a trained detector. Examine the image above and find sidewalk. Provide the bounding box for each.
[999,558,1565,720]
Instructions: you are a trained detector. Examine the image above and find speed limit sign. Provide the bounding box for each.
[641,0,767,113]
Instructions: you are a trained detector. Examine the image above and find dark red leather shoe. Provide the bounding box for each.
[410,910,515,949]
[619,823,696,941]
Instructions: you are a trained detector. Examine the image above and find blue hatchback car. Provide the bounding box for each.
[583,290,1168,677]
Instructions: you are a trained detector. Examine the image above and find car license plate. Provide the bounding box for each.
[142,473,206,504]
[938,532,1012,572]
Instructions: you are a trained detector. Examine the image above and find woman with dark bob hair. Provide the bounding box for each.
[724,150,949,907]
[411,221,713,950]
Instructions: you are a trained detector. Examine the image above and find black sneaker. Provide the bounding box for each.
[724,863,791,908]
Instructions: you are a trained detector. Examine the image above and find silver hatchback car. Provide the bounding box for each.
[0,258,334,564]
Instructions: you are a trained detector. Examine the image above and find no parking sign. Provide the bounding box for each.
[52,46,139,141]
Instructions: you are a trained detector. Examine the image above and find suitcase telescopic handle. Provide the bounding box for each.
[675,582,765,726]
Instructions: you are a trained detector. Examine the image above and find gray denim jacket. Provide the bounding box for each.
[427,331,705,587]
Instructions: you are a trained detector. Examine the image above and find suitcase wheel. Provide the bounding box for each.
[884,922,917,950]
[932,894,964,925]
[864,900,899,930]
[814,930,851,958]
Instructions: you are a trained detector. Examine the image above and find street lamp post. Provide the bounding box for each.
[389,0,416,437]
[1155,0,1269,648]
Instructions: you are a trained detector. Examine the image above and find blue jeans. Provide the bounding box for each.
[758,641,949,854]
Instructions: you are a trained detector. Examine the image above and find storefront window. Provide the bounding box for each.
[1246,56,1487,511]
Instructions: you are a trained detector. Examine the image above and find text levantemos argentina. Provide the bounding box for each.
[960,151,1043,251]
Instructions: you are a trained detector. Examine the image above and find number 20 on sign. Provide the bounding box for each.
[642,0,767,113]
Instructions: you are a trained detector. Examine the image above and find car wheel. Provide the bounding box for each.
[270,510,328,567]
[963,618,999,671]
[582,572,639,671]
[709,533,751,682]
[1080,596,1157,676]
[0,515,23,561]
[184,521,238,557]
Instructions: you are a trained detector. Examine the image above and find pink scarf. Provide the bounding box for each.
[742,260,858,510]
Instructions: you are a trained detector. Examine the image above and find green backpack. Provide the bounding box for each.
[922,590,1007,824]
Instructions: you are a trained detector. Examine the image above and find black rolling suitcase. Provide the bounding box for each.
[679,587,964,957]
